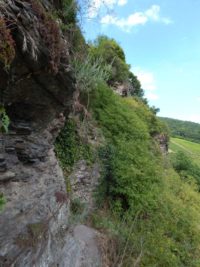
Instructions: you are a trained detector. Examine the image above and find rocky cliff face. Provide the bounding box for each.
[154,133,169,154]
[0,1,102,266]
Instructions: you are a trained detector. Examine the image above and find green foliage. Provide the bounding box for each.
[88,35,150,103]
[69,197,88,224]
[51,0,77,25]
[89,83,200,266]
[171,150,193,171]
[92,35,126,62]
[123,97,169,137]
[171,150,200,189]
[70,26,87,55]
[52,0,87,56]
[91,167,200,266]
[0,193,6,212]
[90,83,162,213]
[128,71,144,98]
[55,118,92,172]
[70,198,85,215]
[72,55,111,92]
[150,105,160,115]
[0,105,10,133]
[89,35,130,83]
[96,144,116,205]
[51,25,200,265]
[61,0,78,24]
[160,117,200,143]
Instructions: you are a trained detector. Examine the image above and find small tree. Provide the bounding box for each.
[89,35,130,84]
[128,72,144,98]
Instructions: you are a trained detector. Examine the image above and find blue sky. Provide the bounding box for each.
[80,0,200,123]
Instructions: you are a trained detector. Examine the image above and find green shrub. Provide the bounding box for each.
[171,151,193,172]
[55,118,93,172]
[0,194,6,212]
[61,0,78,24]
[171,150,200,189]
[90,83,162,213]
[72,55,111,92]
[0,105,10,133]
[89,35,130,83]
[128,71,144,98]
[70,198,85,215]
[96,144,116,206]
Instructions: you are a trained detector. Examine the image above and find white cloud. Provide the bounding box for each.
[187,115,200,123]
[146,92,159,100]
[132,68,159,101]
[175,114,200,124]
[88,0,128,18]
[101,5,172,30]
[132,68,156,91]
[101,12,147,27]
[162,17,173,25]
[118,0,128,6]
[145,5,160,21]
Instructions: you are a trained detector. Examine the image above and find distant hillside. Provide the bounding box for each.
[160,117,200,143]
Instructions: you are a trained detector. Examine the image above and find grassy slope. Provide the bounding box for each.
[170,137,200,166]
[89,84,200,266]
[56,83,200,266]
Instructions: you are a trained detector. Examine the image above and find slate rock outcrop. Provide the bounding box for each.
[0,1,84,266]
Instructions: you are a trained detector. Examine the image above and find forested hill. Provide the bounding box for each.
[160,117,200,143]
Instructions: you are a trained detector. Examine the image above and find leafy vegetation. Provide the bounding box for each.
[51,7,200,264]
[128,71,145,98]
[88,35,145,99]
[72,55,111,92]
[60,0,78,25]
[160,117,200,143]
[89,35,129,83]
[171,150,200,189]
[55,118,93,173]
[88,84,200,266]
[0,105,10,133]
[0,194,5,212]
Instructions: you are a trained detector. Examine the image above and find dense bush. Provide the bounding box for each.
[128,71,145,98]
[72,55,111,92]
[55,118,92,172]
[171,150,200,189]
[0,105,10,133]
[89,35,130,83]
[90,83,163,212]
[89,35,150,101]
